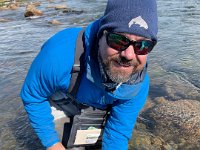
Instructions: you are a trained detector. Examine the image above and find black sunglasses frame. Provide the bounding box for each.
[104,30,156,55]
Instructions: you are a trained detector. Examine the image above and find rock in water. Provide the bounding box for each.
[147,98,200,144]
[48,19,62,25]
[55,5,67,10]
[0,18,11,22]
[24,4,43,17]
[129,130,172,150]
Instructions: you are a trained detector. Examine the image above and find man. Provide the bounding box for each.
[20,0,158,149]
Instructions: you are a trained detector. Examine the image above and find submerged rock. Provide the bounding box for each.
[45,5,83,14]
[0,2,19,10]
[62,8,84,14]
[129,98,200,149]
[129,130,172,150]
[7,3,18,10]
[24,4,43,17]
[30,2,41,7]
[48,19,62,25]
[147,98,200,144]
[55,5,67,10]
[0,18,11,22]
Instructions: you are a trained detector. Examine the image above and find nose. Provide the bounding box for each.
[120,45,136,60]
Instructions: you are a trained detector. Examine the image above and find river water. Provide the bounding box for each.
[0,0,199,149]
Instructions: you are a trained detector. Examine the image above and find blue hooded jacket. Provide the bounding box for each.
[20,19,149,149]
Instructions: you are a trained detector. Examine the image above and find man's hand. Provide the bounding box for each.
[47,142,66,150]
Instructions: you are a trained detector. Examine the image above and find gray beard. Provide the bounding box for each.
[106,66,132,83]
[98,53,134,83]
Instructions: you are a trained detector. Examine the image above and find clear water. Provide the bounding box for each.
[0,0,199,149]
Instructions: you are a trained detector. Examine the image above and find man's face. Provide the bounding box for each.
[98,32,148,83]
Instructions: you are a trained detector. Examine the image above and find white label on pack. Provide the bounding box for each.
[74,129,102,145]
[86,133,100,144]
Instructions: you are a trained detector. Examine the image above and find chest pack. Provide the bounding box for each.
[61,28,110,149]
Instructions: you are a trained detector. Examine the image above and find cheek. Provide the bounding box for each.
[98,37,118,59]
[138,55,147,67]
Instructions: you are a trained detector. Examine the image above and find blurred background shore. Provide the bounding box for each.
[0,0,200,149]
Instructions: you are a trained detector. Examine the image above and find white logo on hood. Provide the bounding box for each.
[128,16,148,30]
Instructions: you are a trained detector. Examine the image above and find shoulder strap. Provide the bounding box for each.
[68,28,86,96]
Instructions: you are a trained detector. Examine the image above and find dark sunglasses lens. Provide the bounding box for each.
[107,33,129,51]
[134,40,154,55]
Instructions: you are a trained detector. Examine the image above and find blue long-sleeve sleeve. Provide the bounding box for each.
[20,28,81,148]
[102,76,149,150]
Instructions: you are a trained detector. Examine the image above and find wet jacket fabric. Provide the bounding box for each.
[20,19,149,149]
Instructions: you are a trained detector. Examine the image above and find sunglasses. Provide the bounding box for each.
[104,31,156,55]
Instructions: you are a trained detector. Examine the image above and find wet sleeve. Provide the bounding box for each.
[20,28,77,148]
[102,76,149,150]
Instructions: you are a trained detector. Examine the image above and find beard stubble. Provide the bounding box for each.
[100,53,140,83]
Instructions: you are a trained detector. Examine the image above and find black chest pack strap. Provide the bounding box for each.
[67,28,86,97]
[62,28,111,149]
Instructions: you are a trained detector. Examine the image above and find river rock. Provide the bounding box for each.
[55,5,67,10]
[129,130,172,150]
[24,4,43,17]
[7,3,18,10]
[0,2,18,10]
[0,6,8,11]
[147,97,200,144]
[62,8,84,14]
[0,18,11,22]
[48,19,62,25]
[30,2,41,7]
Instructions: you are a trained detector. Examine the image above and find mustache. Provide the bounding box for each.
[113,56,137,67]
